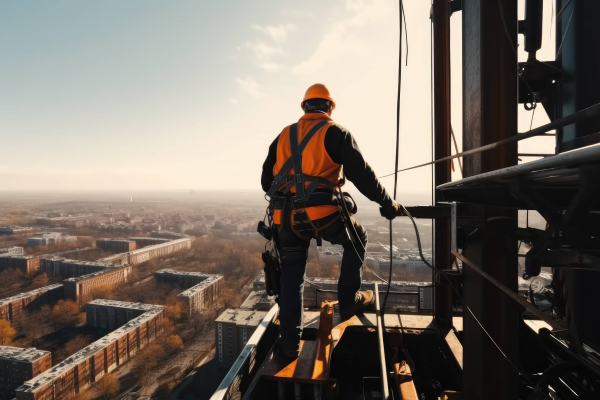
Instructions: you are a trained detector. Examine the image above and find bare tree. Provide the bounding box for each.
[0,320,16,345]
[92,374,120,400]
[134,343,166,386]
[56,335,91,363]
[32,272,49,288]
[51,300,85,329]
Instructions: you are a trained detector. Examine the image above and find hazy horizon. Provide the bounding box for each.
[2,0,555,199]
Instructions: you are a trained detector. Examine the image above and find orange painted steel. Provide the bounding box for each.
[261,301,336,384]
[394,361,419,400]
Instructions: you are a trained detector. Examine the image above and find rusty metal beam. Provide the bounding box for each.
[462,0,520,398]
[432,0,453,330]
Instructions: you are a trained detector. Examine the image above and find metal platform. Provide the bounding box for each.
[438,144,600,209]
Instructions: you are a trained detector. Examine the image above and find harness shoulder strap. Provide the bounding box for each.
[288,123,306,207]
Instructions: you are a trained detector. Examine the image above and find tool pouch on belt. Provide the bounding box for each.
[261,250,281,297]
[341,191,358,215]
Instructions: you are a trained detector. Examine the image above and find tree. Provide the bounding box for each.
[52,300,85,329]
[0,320,16,345]
[32,273,49,288]
[64,390,89,400]
[165,334,184,355]
[0,268,24,289]
[56,335,91,363]
[92,373,120,400]
[135,343,166,386]
[165,302,183,321]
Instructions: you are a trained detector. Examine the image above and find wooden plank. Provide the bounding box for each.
[261,340,324,383]
[262,302,335,384]
[313,301,334,381]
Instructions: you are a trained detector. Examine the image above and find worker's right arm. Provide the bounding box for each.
[261,137,279,193]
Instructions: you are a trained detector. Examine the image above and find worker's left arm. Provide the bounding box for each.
[261,137,279,193]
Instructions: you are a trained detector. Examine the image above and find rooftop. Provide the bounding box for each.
[17,303,164,394]
[179,274,223,297]
[63,266,129,283]
[0,254,40,260]
[0,284,63,306]
[42,258,117,268]
[39,247,94,258]
[87,299,165,312]
[215,308,269,326]
[129,236,171,241]
[0,346,50,363]
[128,237,191,255]
[155,269,209,277]
[96,238,135,243]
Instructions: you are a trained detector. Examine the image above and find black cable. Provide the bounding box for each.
[529,104,537,131]
[401,0,408,66]
[429,0,436,317]
[556,4,575,58]
[382,0,404,316]
[555,0,575,23]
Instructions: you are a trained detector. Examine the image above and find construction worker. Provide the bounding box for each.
[262,83,400,359]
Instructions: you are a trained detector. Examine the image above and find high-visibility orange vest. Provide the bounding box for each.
[272,113,342,224]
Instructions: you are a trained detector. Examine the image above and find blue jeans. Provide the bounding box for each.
[276,211,367,351]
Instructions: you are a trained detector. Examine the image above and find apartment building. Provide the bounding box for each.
[39,259,115,280]
[98,238,193,266]
[129,237,170,248]
[253,273,423,312]
[0,285,64,324]
[86,300,163,330]
[0,347,51,396]
[0,256,40,274]
[0,247,24,257]
[215,309,268,366]
[15,302,164,400]
[155,269,223,315]
[64,266,132,305]
[95,239,136,253]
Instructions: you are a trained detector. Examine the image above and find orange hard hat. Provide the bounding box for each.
[301,83,336,111]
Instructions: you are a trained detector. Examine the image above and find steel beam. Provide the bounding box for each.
[374,283,390,400]
[462,0,520,398]
[432,0,453,331]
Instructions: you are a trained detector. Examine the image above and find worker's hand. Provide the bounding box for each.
[380,200,401,220]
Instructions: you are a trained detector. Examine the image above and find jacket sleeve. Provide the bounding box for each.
[324,124,394,207]
[261,137,279,193]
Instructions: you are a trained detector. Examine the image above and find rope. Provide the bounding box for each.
[382,0,405,316]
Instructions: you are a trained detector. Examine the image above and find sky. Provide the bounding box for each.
[1,0,556,200]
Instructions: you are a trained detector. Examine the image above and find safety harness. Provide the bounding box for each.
[266,120,336,203]
[259,119,361,299]
[266,121,346,241]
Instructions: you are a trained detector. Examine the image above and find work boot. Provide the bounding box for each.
[339,290,375,320]
[276,336,299,360]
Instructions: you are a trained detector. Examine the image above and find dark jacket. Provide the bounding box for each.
[261,115,394,207]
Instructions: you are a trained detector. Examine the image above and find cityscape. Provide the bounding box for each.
[0,191,437,399]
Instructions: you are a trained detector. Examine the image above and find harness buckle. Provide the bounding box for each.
[295,174,302,183]
[293,197,307,209]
